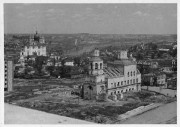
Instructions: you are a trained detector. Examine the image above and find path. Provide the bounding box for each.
[117,101,177,124]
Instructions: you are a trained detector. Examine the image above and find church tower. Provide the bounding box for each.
[83,49,106,100]
[89,49,104,76]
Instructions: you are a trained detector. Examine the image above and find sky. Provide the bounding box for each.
[4,3,177,34]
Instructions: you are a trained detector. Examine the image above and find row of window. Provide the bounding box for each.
[111,78,139,88]
[127,71,136,77]
[110,87,135,95]
[91,63,103,70]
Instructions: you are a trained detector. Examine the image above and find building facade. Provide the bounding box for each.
[4,59,14,91]
[105,50,141,96]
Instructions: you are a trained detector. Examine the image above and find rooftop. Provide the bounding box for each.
[104,67,123,78]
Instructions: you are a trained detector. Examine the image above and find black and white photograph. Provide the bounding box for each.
[2,0,178,125]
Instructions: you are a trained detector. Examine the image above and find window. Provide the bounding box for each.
[111,92,113,95]
[124,81,126,85]
[126,89,128,92]
[118,91,120,94]
[134,71,135,76]
[117,82,120,86]
[131,71,132,76]
[121,81,123,85]
[128,72,129,77]
[101,86,105,91]
[100,63,102,69]
[127,80,129,85]
[114,91,116,94]
[121,90,123,93]
[132,88,134,90]
[136,78,138,83]
[114,83,116,87]
[95,63,98,69]
[130,80,132,84]
[91,63,93,69]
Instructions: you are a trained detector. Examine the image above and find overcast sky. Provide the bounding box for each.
[4,3,177,34]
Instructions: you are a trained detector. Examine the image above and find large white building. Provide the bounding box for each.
[20,31,46,62]
[83,49,141,100]
[104,50,141,96]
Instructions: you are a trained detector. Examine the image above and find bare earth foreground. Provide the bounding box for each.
[5,103,93,124]
[117,101,177,124]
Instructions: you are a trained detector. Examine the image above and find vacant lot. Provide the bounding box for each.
[5,79,176,123]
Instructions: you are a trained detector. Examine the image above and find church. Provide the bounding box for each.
[83,49,141,100]
[19,31,47,62]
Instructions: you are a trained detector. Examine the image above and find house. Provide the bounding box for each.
[64,59,74,66]
[155,72,167,87]
[161,67,174,73]
[167,77,177,90]
[150,62,158,69]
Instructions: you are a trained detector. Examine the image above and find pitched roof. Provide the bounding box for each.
[104,67,123,78]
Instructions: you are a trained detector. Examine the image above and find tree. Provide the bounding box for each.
[34,56,47,74]
[46,66,55,76]
[88,85,93,100]
[74,57,81,66]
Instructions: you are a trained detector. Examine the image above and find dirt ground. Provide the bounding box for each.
[4,78,176,123]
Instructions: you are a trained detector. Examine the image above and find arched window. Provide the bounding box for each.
[95,63,98,69]
[91,63,93,69]
[100,63,103,69]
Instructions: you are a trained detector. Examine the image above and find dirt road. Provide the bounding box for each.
[118,101,177,124]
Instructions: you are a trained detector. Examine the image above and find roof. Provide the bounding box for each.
[108,59,136,66]
[104,67,123,78]
[89,56,103,62]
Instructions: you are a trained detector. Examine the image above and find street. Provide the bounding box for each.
[118,101,177,124]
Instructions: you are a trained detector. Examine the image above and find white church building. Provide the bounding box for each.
[19,31,46,63]
[83,49,141,100]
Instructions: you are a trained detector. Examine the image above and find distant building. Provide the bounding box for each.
[155,72,167,87]
[64,59,74,66]
[167,77,177,90]
[4,59,14,91]
[20,31,46,63]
